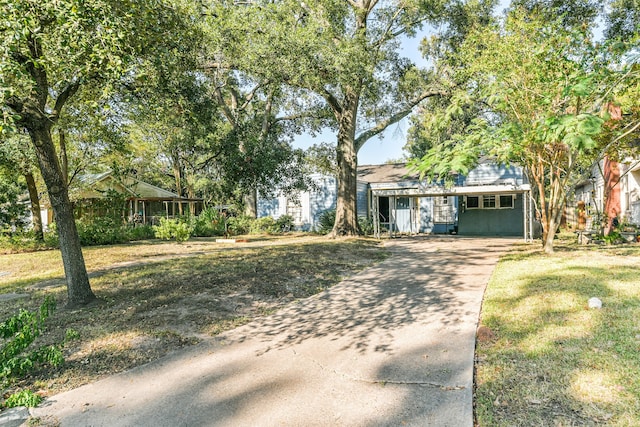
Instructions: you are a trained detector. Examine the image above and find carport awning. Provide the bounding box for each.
[370,183,531,197]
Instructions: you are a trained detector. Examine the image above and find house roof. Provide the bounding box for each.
[358,163,419,184]
[360,162,530,197]
[73,170,200,201]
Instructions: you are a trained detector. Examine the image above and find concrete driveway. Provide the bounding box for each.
[28,236,516,427]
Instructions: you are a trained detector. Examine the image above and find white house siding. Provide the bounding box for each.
[462,163,525,186]
[631,201,640,225]
[258,175,337,231]
[308,176,337,230]
[257,195,287,219]
[625,164,640,224]
[356,181,369,218]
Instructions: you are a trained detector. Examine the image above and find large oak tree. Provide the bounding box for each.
[209,0,459,235]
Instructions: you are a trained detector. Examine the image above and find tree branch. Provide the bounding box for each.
[322,88,343,116]
[240,80,270,111]
[214,86,236,124]
[354,89,445,151]
[52,81,81,122]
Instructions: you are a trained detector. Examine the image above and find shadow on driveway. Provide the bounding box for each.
[30,236,516,427]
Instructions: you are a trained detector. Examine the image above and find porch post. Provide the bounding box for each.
[527,190,534,243]
[523,192,528,242]
[389,196,395,238]
[372,194,380,239]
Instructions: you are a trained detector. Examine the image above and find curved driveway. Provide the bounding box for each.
[30,236,516,427]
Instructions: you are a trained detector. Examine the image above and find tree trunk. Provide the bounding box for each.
[171,154,183,215]
[29,123,96,307]
[58,129,69,185]
[331,109,361,236]
[244,189,258,218]
[541,173,568,254]
[603,157,621,235]
[542,217,556,254]
[24,171,44,242]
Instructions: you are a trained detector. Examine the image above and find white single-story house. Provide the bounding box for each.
[258,160,534,240]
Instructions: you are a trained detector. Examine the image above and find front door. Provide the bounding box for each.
[394,197,419,233]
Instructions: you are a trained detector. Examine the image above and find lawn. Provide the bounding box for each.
[475,236,640,426]
[0,234,388,399]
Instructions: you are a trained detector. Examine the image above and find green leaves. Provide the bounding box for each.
[0,297,62,383]
[1,0,200,129]
[540,113,603,152]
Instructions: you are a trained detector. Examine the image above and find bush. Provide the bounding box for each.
[192,208,227,237]
[226,215,253,236]
[0,231,51,253]
[43,224,59,248]
[4,389,41,408]
[126,224,155,241]
[358,216,374,235]
[276,215,295,232]
[0,297,68,409]
[76,217,128,246]
[317,209,336,234]
[250,216,277,234]
[0,297,64,400]
[153,217,194,242]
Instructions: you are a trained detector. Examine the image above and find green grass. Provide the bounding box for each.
[475,241,640,426]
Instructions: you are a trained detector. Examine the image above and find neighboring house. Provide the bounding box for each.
[572,157,640,231]
[41,171,203,228]
[258,161,533,239]
[258,174,340,231]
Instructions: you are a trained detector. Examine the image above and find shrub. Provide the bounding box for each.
[276,215,295,232]
[0,231,51,253]
[226,215,253,236]
[0,297,64,406]
[317,209,336,234]
[358,216,374,235]
[603,231,624,245]
[43,223,59,248]
[4,389,41,408]
[250,216,277,234]
[153,217,194,242]
[126,224,155,241]
[192,208,227,237]
[76,217,128,246]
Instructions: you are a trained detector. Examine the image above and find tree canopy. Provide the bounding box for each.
[208,0,457,235]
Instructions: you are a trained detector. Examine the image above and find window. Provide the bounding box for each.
[466,196,479,208]
[465,194,516,210]
[396,197,410,209]
[483,195,496,208]
[499,195,514,208]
